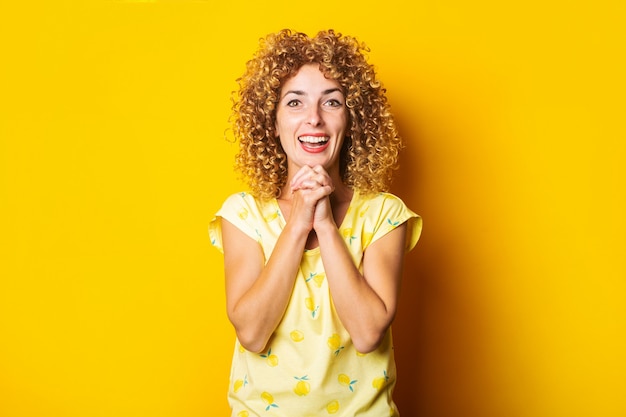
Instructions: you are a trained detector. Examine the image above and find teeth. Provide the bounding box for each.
[299,136,329,144]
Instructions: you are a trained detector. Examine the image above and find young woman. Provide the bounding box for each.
[210,29,422,416]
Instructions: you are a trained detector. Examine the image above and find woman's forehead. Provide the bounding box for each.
[280,64,343,92]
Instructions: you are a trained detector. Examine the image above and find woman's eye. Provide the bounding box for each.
[325,99,342,107]
[286,99,300,107]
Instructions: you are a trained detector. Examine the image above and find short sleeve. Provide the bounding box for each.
[370,193,422,252]
[208,192,261,253]
[405,214,423,252]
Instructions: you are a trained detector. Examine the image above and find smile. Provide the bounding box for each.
[298,135,330,153]
[299,135,329,144]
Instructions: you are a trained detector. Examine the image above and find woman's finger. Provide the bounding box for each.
[290,165,314,190]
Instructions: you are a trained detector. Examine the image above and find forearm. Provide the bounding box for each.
[226,222,309,353]
[316,224,397,353]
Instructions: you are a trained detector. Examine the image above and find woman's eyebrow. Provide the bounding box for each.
[282,90,305,98]
[281,88,343,98]
[322,88,343,95]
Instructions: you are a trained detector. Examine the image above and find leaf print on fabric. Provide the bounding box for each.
[327,334,345,356]
[338,373,358,392]
[293,375,310,396]
[340,228,357,245]
[372,370,390,391]
[261,392,278,411]
[386,218,400,227]
[260,348,278,367]
[306,272,325,287]
[305,297,319,318]
[233,375,248,393]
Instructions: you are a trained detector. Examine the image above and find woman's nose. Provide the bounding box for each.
[306,106,322,126]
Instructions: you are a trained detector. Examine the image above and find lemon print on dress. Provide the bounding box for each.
[326,400,340,414]
[362,231,374,247]
[341,228,357,245]
[290,330,304,342]
[306,272,325,287]
[237,411,249,417]
[261,392,278,411]
[260,348,278,367]
[338,373,358,392]
[327,333,345,356]
[372,370,389,391]
[305,297,319,318]
[233,375,248,393]
[293,375,310,396]
[264,210,280,223]
[237,208,249,220]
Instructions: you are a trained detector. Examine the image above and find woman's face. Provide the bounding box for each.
[275,63,348,176]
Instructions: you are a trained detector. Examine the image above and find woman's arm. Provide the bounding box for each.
[222,218,305,353]
[291,164,409,353]
[222,183,333,353]
[315,217,407,353]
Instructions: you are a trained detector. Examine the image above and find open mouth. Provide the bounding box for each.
[298,135,330,153]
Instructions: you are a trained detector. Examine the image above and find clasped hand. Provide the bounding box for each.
[288,165,335,231]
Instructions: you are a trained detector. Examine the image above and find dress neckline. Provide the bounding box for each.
[273,190,357,253]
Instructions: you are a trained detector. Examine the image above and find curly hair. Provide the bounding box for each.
[231,29,403,200]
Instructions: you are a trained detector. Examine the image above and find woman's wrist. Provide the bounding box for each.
[313,219,339,239]
[283,219,313,241]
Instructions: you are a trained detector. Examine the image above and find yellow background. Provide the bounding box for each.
[1,1,624,416]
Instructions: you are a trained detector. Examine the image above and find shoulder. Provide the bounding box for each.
[217,191,271,217]
[354,191,410,212]
[355,190,423,251]
[220,191,258,209]
[210,192,269,250]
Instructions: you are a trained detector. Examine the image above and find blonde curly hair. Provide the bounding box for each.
[231,29,403,199]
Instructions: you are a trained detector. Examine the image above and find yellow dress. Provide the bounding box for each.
[209,190,422,416]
